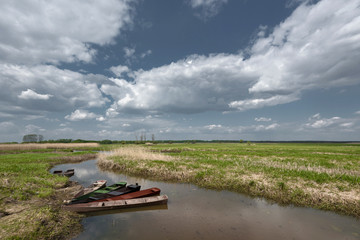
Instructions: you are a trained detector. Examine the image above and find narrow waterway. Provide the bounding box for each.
[51,159,360,240]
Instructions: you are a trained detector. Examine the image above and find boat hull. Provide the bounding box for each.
[63,195,168,213]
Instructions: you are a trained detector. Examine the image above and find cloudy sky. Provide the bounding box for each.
[1,0,360,142]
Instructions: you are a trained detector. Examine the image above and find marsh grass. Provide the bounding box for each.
[100,146,176,161]
[98,143,360,217]
[0,144,98,239]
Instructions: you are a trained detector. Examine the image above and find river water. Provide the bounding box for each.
[51,159,360,240]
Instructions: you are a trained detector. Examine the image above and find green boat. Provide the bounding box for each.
[68,181,127,204]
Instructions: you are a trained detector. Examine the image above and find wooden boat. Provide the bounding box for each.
[64,169,74,177]
[63,195,168,213]
[73,180,107,198]
[53,169,74,177]
[84,183,141,202]
[94,187,161,202]
[68,181,127,204]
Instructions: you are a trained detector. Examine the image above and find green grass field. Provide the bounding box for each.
[99,143,360,217]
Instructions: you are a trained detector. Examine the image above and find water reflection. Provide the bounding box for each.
[84,204,169,217]
[51,160,360,240]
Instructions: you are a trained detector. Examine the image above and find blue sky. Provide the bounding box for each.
[0,0,359,142]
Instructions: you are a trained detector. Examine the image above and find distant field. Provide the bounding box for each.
[0,142,99,151]
[98,143,360,217]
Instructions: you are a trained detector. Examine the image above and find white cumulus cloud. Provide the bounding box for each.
[248,0,360,94]
[0,64,109,115]
[103,0,360,115]
[306,117,341,129]
[18,89,53,100]
[0,0,135,65]
[255,117,272,122]
[65,109,103,121]
[254,123,280,131]
[109,65,130,77]
[229,94,300,111]
[205,124,222,130]
[304,113,348,129]
[297,113,360,138]
[102,53,255,114]
[124,47,136,59]
[188,0,228,20]
[140,50,152,58]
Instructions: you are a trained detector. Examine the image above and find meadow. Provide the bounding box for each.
[0,143,100,239]
[1,142,359,239]
[98,142,360,217]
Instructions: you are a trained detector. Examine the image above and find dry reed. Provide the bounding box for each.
[99,146,177,162]
[53,153,98,163]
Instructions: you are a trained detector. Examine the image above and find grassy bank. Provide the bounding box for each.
[0,143,101,239]
[98,143,360,218]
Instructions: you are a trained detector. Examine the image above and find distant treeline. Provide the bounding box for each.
[39,139,360,144]
[39,139,211,144]
[3,139,359,145]
[7,139,239,144]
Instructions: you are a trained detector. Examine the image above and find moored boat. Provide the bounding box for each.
[64,169,74,177]
[94,187,161,202]
[73,180,107,198]
[68,181,127,204]
[53,169,75,177]
[83,183,141,202]
[63,195,168,213]
[53,170,63,175]
[75,184,140,203]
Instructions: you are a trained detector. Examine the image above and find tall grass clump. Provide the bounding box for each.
[100,146,176,161]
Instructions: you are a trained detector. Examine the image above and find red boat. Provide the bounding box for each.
[93,187,161,202]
